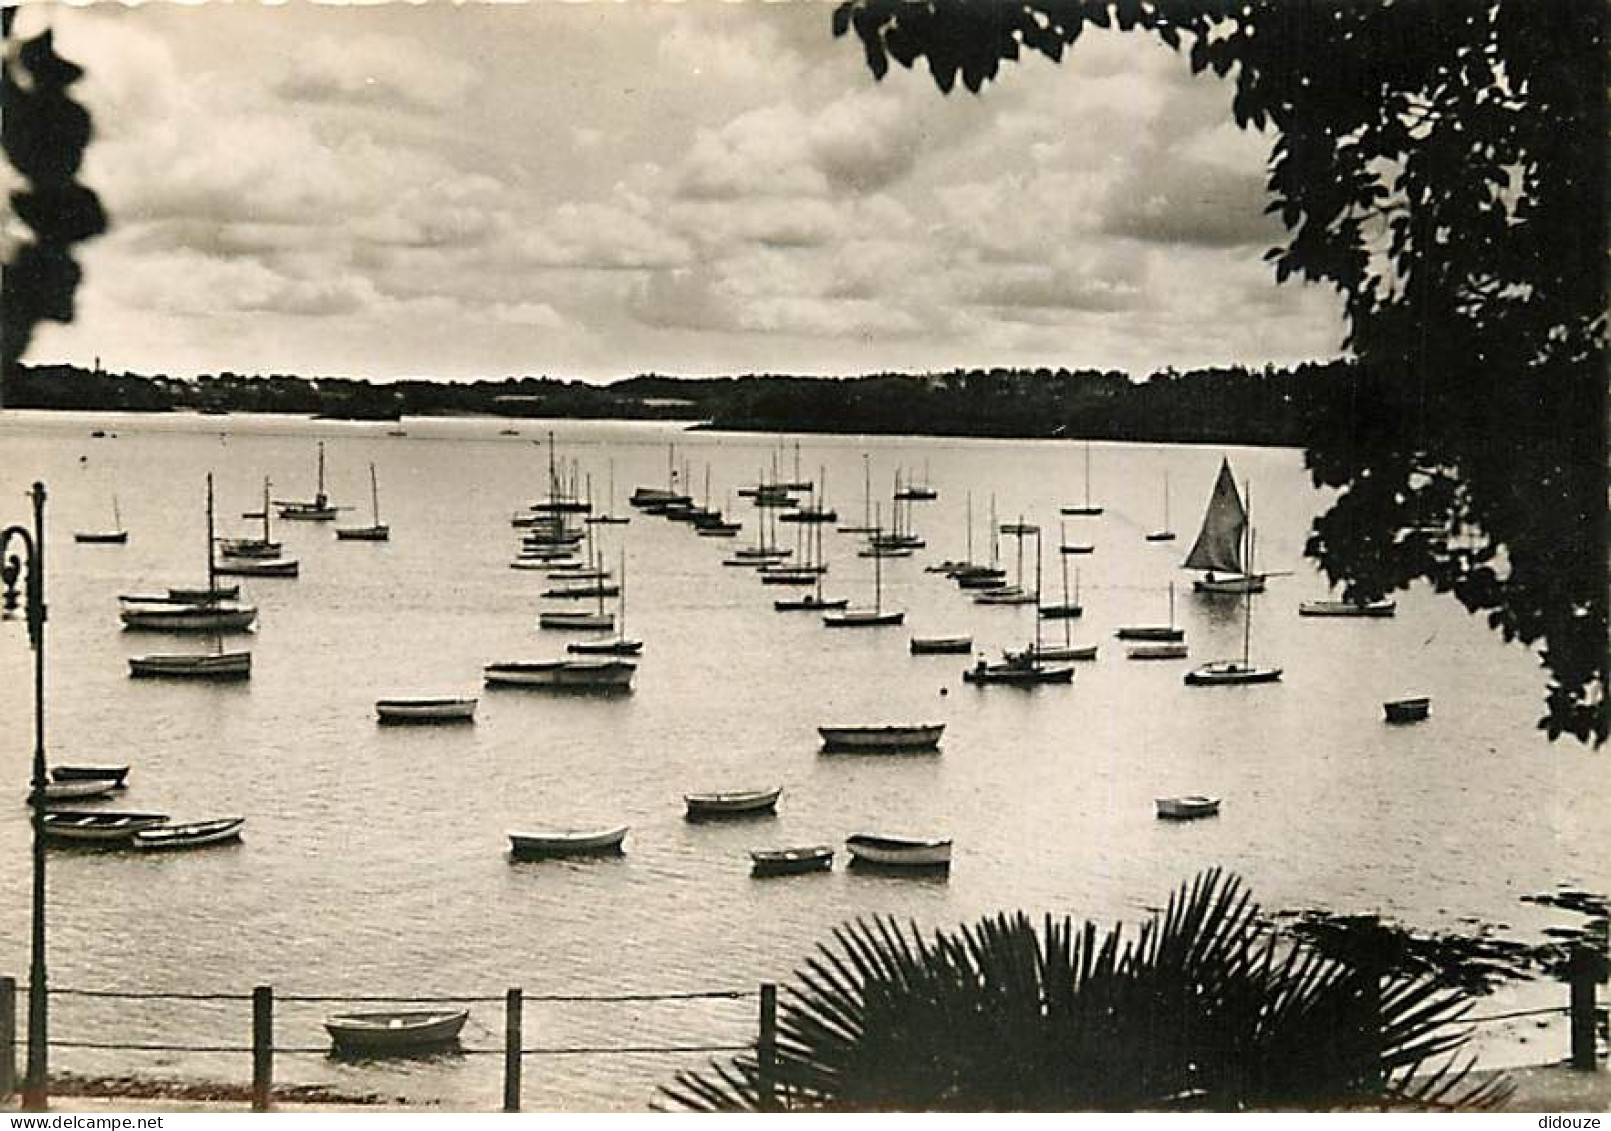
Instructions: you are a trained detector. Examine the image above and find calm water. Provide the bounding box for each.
[0,410,1603,1108]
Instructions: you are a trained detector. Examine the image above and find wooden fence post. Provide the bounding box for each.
[0,976,16,1100]
[757,982,778,1111]
[251,985,273,1112]
[1569,947,1604,1071]
[503,988,523,1113]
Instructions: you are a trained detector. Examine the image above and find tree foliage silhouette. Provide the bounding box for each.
[833,0,1606,744]
[663,870,1509,1111]
[1,10,108,391]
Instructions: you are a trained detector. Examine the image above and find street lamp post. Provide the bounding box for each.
[2,482,48,1110]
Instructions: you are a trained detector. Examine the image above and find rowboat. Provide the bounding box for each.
[774,594,848,612]
[822,609,904,627]
[818,724,944,752]
[537,611,614,631]
[750,846,833,877]
[1117,626,1185,642]
[129,651,252,680]
[213,556,299,578]
[1299,599,1397,618]
[508,825,629,858]
[483,660,635,690]
[540,582,619,600]
[325,1009,469,1053]
[120,603,257,632]
[1038,603,1083,619]
[133,816,245,850]
[42,810,169,844]
[973,587,1036,606]
[684,787,783,819]
[845,833,952,869]
[566,638,644,656]
[1383,696,1431,723]
[216,537,281,559]
[1127,643,1189,661]
[52,765,129,787]
[909,635,972,654]
[30,778,118,803]
[119,584,241,605]
[1155,796,1221,821]
[375,698,478,724]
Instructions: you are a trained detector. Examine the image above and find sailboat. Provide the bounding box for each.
[967,532,1075,683]
[823,507,903,626]
[1117,583,1185,642]
[277,442,339,520]
[586,461,631,525]
[537,524,614,631]
[1184,528,1281,685]
[217,479,299,576]
[568,551,643,655]
[1060,441,1104,516]
[1020,562,1096,661]
[1145,471,1176,542]
[893,460,938,501]
[837,454,878,534]
[1184,458,1267,594]
[74,494,127,544]
[775,521,848,612]
[974,516,1037,605]
[335,463,389,541]
[1038,540,1083,619]
[124,475,256,677]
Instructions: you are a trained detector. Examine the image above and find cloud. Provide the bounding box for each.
[278,34,476,113]
[488,301,567,330]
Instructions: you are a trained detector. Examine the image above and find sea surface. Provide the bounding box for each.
[0,410,1603,1109]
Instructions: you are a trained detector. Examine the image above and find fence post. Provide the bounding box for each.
[251,985,273,1112]
[0,976,15,1101]
[1568,947,1604,1071]
[503,988,523,1113]
[757,982,778,1112]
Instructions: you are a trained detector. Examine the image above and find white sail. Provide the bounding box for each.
[1183,458,1247,574]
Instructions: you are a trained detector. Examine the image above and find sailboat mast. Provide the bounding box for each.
[813,520,825,601]
[990,494,999,569]
[369,463,380,524]
[261,478,271,543]
[966,492,974,563]
[317,442,326,500]
[1243,530,1256,667]
[873,503,883,615]
[1033,529,1043,651]
[1060,540,1071,645]
[619,548,627,636]
[205,475,216,590]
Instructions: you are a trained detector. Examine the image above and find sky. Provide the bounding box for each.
[12,0,1345,383]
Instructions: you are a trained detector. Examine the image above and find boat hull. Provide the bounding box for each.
[750,847,833,877]
[1156,796,1221,820]
[1299,600,1396,617]
[537,613,615,631]
[963,662,1075,685]
[52,765,129,787]
[134,817,245,850]
[120,605,257,632]
[684,787,782,818]
[335,525,391,541]
[1184,662,1282,686]
[1383,697,1431,723]
[773,596,848,612]
[1116,626,1184,642]
[1193,574,1267,595]
[325,1010,469,1053]
[845,834,952,869]
[43,811,169,844]
[909,636,972,654]
[376,698,478,723]
[129,652,252,680]
[508,826,629,858]
[822,610,904,627]
[1127,643,1189,660]
[484,661,635,689]
[818,725,943,752]
[214,558,300,578]
[73,531,128,544]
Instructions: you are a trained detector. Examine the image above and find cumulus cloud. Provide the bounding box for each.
[278,34,476,113]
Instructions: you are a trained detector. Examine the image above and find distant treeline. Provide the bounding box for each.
[3,359,1371,448]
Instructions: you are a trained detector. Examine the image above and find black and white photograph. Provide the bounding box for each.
[0,0,1605,1116]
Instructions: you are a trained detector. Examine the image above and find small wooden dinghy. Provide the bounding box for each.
[129,651,251,680]
[845,833,952,869]
[376,698,478,724]
[484,660,635,690]
[1009,643,1098,662]
[537,611,614,631]
[1299,599,1396,618]
[910,635,972,654]
[30,778,118,804]
[1117,626,1185,642]
[818,724,944,752]
[963,656,1075,685]
[566,637,644,656]
[684,787,782,819]
[42,810,168,844]
[325,1009,469,1053]
[750,845,833,877]
[508,825,629,859]
[213,556,299,578]
[74,529,128,544]
[1127,643,1189,661]
[1383,696,1431,723]
[133,816,244,850]
[120,603,257,632]
[52,765,129,787]
[1155,796,1221,821]
[773,594,848,612]
[822,608,904,627]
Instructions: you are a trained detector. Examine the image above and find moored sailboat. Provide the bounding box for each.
[1184,459,1269,594]
[335,463,390,541]
[277,441,339,520]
